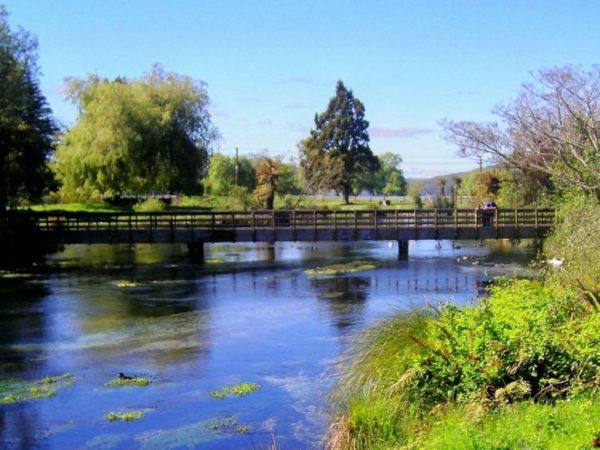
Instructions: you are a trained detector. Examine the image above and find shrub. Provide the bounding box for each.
[133,198,165,212]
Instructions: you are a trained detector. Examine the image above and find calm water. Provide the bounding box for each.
[0,240,535,449]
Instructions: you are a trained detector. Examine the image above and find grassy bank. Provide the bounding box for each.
[328,279,600,449]
[22,195,414,213]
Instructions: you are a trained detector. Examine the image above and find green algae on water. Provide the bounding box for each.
[205,417,252,434]
[80,433,129,450]
[205,257,225,264]
[107,410,145,422]
[209,382,260,399]
[305,260,378,276]
[105,376,151,387]
[137,417,251,450]
[0,373,76,404]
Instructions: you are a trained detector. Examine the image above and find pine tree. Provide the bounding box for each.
[0,6,57,210]
[301,81,379,203]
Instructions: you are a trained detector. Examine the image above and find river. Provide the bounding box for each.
[0,240,535,449]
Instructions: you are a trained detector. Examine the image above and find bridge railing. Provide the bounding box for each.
[8,208,555,233]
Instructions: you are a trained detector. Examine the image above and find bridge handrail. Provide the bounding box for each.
[1,208,556,233]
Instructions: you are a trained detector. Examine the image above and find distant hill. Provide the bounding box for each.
[407,167,482,196]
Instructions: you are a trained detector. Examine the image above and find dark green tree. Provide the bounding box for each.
[54,65,218,200]
[301,81,379,203]
[0,6,57,210]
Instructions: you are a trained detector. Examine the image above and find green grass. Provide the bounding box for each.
[418,394,600,449]
[107,410,145,421]
[327,279,600,449]
[27,202,128,213]
[305,260,378,276]
[209,382,260,399]
[24,196,415,213]
[0,373,75,404]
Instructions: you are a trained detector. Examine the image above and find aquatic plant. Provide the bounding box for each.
[107,410,145,421]
[113,280,141,288]
[0,373,75,404]
[205,417,252,434]
[209,382,260,399]
[105,376,151,387]
[305,261,377,276]
[204,257,225,264]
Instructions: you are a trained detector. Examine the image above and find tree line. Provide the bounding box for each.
[0,9,407,211]
[4,5,600,212]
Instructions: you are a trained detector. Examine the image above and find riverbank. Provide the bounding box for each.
[327,278,600,449]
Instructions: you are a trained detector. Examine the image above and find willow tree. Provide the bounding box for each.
[0,6,57,210]
[301,81,379,203]
[54,65,218,200]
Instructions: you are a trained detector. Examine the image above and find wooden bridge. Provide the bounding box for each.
[6,208,556,258]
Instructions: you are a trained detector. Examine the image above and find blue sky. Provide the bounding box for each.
[5,0,600,177]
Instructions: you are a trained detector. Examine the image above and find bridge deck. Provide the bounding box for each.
[6,208,556,245]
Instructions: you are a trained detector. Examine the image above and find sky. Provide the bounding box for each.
[5,0,600,177]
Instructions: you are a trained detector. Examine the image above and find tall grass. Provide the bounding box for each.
[327,280,600,449]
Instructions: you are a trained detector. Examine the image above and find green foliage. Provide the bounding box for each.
[54,65,217,201]
[132,198,165,212]
[0,6,57,210]
[301,81,379,203]
[204,153,256,196]
[359,152,407,196]
[107,410,145,421]
[545,195,600,289]
[416,393,600,449]
[329,280,600,449]
[407,183,423,208]
[209,382,260,399]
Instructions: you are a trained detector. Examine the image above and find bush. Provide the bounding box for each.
[328,279,600,449]
[544,194,600,289]
[133,198,165,212]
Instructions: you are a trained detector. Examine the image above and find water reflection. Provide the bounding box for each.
[0,240,536,449]
[312,276,370,331]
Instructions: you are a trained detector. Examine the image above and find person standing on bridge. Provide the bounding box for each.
[483,200,497,226]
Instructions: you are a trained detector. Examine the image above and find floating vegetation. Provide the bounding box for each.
[0,271,35,279]
[205,417,252,434]
[209,245,252,253]
[107,410,145,422]
[305,260,378,276]
[106,376,151,387]
[113,280,141,288]
[137,417,250,450]
[0,373,75,404]
[266,271,298,280]
[209,382,260,399]
[204,258,225,264]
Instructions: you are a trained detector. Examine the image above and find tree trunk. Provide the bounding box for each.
[343,185,351,204]
[265,193,275,210]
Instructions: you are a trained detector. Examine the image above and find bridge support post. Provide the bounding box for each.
[187,241,204,262]
[397,240,409,259]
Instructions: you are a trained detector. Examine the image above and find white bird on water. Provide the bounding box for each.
[548,257,564,267]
